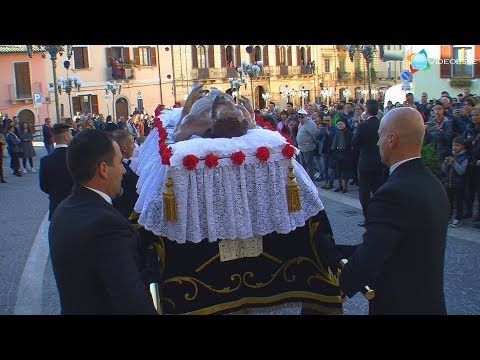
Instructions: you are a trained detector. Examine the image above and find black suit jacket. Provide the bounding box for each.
[352,117,382,171]
[105,122,119,132]
[332,159,449,314]
[113,161,139,219]
[48,185,157,315]
[39,147,74,220]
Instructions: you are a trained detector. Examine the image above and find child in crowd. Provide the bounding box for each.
[442,137,469,227]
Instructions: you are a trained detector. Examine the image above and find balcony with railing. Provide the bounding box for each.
[226,67,238,78]
[7,81,42,103]
[299,65,314,75]
[277,65,300,76]
[109,65,135,81]
[337,71,351,82]
[354,71,364,81]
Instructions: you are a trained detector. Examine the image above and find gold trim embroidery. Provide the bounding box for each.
[177,291,343,315]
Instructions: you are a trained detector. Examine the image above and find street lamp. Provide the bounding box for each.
[261,90,271,104]
[342,88,351,101]
[346,45,378,100]
[237,46,263,108]
[104,81,122,120]
[228,76,248,102]
[57,58,81,118]
[26,45,73,123]
[320,87,333,105]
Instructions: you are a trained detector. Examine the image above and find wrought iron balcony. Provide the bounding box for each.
[7,81,42,102]
[300,65,314,75]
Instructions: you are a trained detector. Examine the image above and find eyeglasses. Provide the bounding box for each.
[298,115,306,118]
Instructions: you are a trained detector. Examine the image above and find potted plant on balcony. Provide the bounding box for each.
[118,60,138,79]
[449,78,472,87]
[337,68,350,80]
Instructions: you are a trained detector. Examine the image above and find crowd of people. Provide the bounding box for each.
[1,85,479,315]
[256,88,480,229]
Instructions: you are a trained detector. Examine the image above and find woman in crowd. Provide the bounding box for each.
[19,121,36,173]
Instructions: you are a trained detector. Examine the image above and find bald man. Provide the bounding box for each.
[318,107,450,314]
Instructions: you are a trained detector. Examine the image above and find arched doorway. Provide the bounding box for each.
[115,97,129,120]
[257,85,266,110]
[18,108,36,132]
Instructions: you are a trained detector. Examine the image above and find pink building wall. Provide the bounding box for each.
[0,52,49,125]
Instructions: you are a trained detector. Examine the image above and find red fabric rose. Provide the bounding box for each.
[282,144,295,158]
[230,151,246,166]
[161,147,172,165]
[183,154,200,171]
[204,153,219,168]
[158,127,167,142]
[154,104,165,117]
[158,141,168,154]
[256,146,270,162]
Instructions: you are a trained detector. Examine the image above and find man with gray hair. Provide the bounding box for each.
[296,108,319,180]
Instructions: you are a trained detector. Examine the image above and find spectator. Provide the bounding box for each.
[18,121,37,173]
[0,128,6,182]
[42,118,54,154]
[5,124,22,177]
[441,137,469,227]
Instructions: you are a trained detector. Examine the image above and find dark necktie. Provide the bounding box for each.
[126,159,131,166]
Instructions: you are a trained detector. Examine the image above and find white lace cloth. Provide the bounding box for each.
[131,108,181,176]
[134,128,324,244]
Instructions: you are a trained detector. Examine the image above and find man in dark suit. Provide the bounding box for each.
[352,99,385,227]
[111,129,161,289]
[39,123,74,221]
[319,107,449,314]
[111,129,137,218]
[48,129,158,315]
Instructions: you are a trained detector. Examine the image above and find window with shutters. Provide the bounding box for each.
[324,58,330,73]
[137,47,151,66]
[198,46,207,68]
[226,46,234,66]
[279,47,286,66]
[73,46,89,69]
[72,94,98,115]
[452,46,474,78]
[110,47,128,64]
[354,59,361,73]
[14,62,32,99]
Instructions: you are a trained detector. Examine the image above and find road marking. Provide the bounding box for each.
[14,213,50,315]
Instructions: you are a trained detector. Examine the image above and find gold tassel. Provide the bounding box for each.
[163,176,177,221]
[128,210,140,221]
[286,163,301,212]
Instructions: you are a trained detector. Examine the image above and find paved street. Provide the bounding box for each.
[1,145,479,315]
